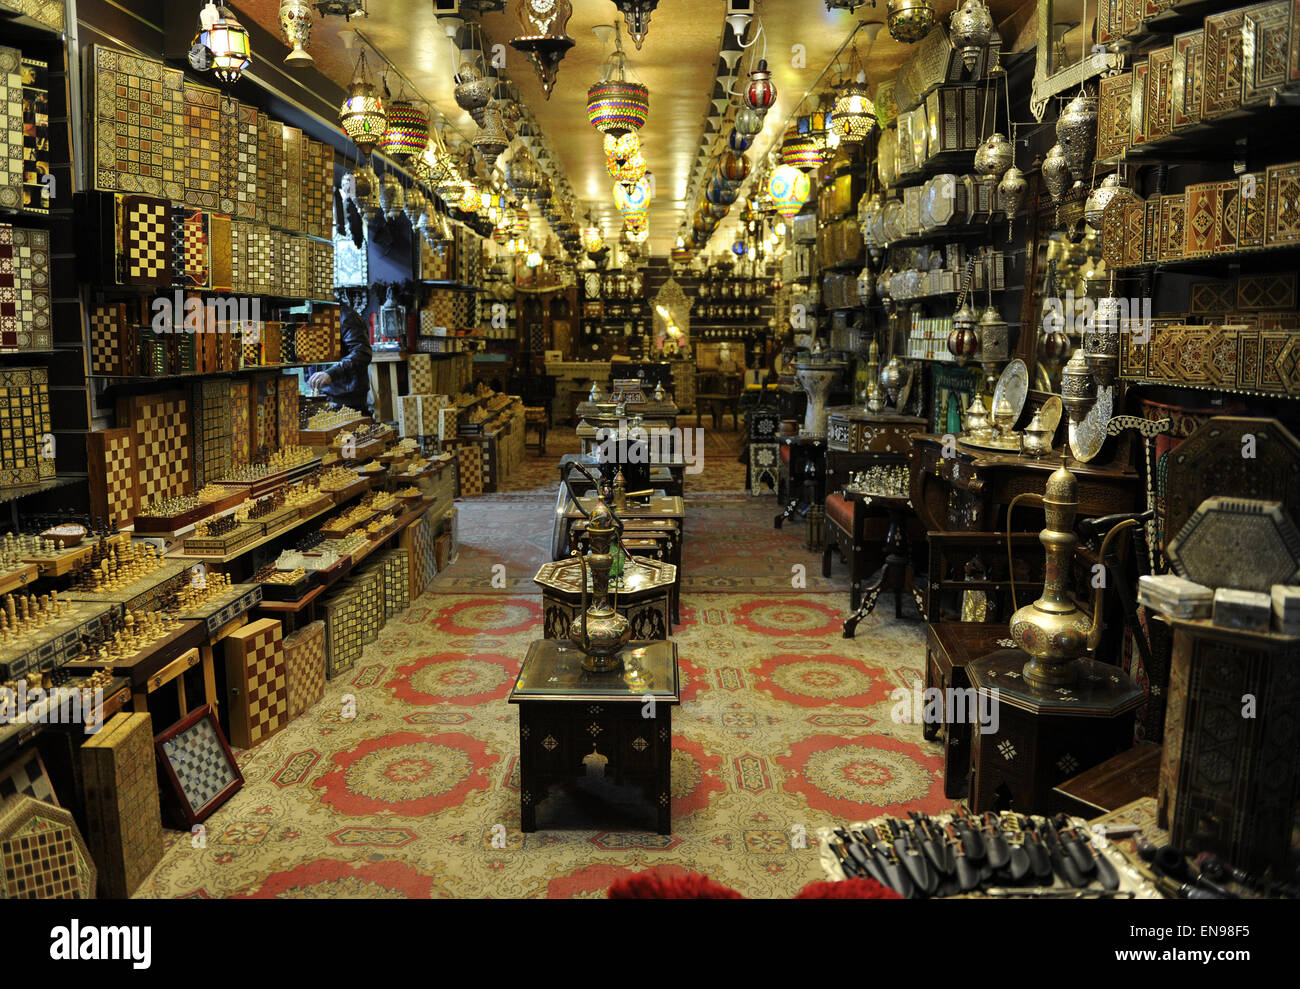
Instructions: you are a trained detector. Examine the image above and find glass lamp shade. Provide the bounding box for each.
[729,129,752,153]
[768,164,811,220]
[832,79,877,142]
[799,110,830,153]
[340,80,386,156]
[607,149,647,183]
[279,0,314,66]
[198,6,253,84]
[586,80,650,136]
[459,183,484,214]
[732,239,747,257]
[744,58,777,116]
[603,131,641,164]
[379,100,429,161]
[583,226,606,254]
[624,212,649,236]
[780,128,823,170]
[706,179,739,206]
[735,107,763,137]
[718,150,751,183]
[615,176,654,216]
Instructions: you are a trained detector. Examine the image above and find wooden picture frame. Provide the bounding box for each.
[154,704,242,828]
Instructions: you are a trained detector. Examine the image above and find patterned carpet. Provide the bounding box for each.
[138,434,945,899]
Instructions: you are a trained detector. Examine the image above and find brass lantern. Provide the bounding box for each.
[948,0,994,71]
[1060,349,1098,424]
[379,172,405,221]
[279,0,314,67]
[192,3,253,85]
[887,0,935,43]
[831,72,877,143]
[472,103,510,169]
[339,50,387,157]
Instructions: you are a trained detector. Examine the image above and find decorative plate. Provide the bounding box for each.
[992,359,1029,422]
[1038,395,1064,435]
[1069,383,1113,463]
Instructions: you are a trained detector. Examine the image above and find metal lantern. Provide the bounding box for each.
[974,132,1013,180]
[507,154,540,197]
[376,286,404,351]
[351,164,380,220]
[832,73,877,143]
[587,79,650,135]
[744,59,778,117]
[1084,296,1123,386]
[1057,94,1098,192]
[1084,173,1125,229]
[768,164,811,220]
[976,305,1009,363]
[472,103,510,169]
[1042,143,1071,202]
[454,62,492,123]
[948,302,979,365]
[379,99,430,162]
[194,3,253,85]
[1060,350,1098,424]
[404,184,427,224]
[948,0,994,71]
[887,0,935,43]
[856,265,875,304]
[735,106,763,137]
[312,0,367,17]
[339,50,386,156]
[279,0,314,67]
[379,172,405,220]
[997,165,1028,217]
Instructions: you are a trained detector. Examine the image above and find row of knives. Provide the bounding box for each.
[828,808,1122,898]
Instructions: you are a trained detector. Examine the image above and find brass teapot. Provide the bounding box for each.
[569,500,632,672]
[1008,466,1140,686]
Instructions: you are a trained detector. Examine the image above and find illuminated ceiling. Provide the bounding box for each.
[236,0,1037,255]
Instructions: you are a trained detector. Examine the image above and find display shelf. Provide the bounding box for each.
[0,476,84,506]
[1115,0,1243,47]
[420,280,481,293]
[88,362,324,384]
[1115,241,1300,273]
[1101,104,1300,165]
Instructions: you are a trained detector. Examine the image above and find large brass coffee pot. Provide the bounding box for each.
[569,500,632,671]
[1008,465,1140,686]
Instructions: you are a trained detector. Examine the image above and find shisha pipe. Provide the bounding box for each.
[562,460,647,575]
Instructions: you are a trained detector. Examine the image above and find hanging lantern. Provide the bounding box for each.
[1057,94,1098,192]
[948,302,980,365]
[312,0,367,17]
[997,165,1028,217]
[886,0,935,43]
[949,0,994,72]
[734,107,763,138]
[615,176,654,216]
[472,103,510,169]
[587,80,650,135]
[831,73,877,143]
[339,50,387,156]
[768,164,811,220]
[607,148,647,183]
[732,239,747,257]
[459,183,484,214]
[506,154,541,197]
[780,127,823,170]
[351,164,380,221]
[1084,173,1126,230]
[379,99,430,162]
[1042,143,1071,202]
[728,129,752,153]
[192,3,253,85]
[454,62,492,123]
[744,59,778,117]
[404,184,427,224]
[706,179,739,206]
[379,172,405,220]
[603,131,640,165]
[279,0,314,67]
[583,222,606,255]
[510,0,576,98]
[974,132,1013,181]
[800,107,830,155]
[718,150,751,183]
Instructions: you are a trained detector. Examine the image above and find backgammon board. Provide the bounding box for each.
[1097,71,1131,160]
[0,366,54,487]
[0,795,96,898]
[283,620,326,720]
[80,711,161,899]
[1241,0,1291,105]
[304,139,333,239]
[222,96,258,220]
[230,377,250,467]
[173,206,211,289]
[322,588,361,678]
[116,389,192,506]
[91,45,184,201]
[256,111,285,229]
[18,55,48,215]
[1202,9,1246,120]
[192,378,232,489]
[283,125,303,234]
[86,426,137,527]
[310,238,335,300]
[0,222,51,350]
[182,82,222,211]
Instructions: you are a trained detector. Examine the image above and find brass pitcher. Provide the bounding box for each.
[570,501,632,672]
[1008,466,1138,686]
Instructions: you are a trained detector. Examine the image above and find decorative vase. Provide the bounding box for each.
[792,358,848,438]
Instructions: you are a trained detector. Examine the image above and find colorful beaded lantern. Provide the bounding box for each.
[768,164,811,219]
[603,131,640,165]
[744,58,777,117]
[606,148,647,183]
[379,100,430,161]
[339,50,386,156]
[780,128,823,170]
[615,176,653,216]
[587,80,650,136]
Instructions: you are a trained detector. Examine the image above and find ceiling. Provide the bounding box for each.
[236,0,1040,255]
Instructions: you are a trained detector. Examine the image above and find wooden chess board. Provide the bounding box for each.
[0,366,54,487]
[296,305,341,362]
[256,111,286,229]
[283,619,326,721]
[118,195,173,286]
[283,125,303,234]
[91,45,184,200]
[277,375,299,449]
[222,96,258,220]
[0,223,52,350]
[224,617,288,749]
[191,379,232,489]
[87,426,138,527]
[174,207,211,289]
[0,750,57,806]
[230,377,250,467]
[303,139,333,240]
[0,795,96,898]
[182,82,222,211]
[322,588,361,678]
[155,705,241,826]
[116,390,192,505]
[80,712,161,898]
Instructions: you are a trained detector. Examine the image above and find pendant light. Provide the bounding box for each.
[380,94,430,163]
[587,28,649,136]
[339,49,387,157]
[190,3,253,85]
[279,0,314,66]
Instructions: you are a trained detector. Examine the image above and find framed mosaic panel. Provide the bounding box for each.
[333,228,368,287]
[1158,194,1186,261]
[1190,279,1237,313]
[1142,196,1162,262]
[0,366,54,487]
[91,45,184,200]
[80,712,162,899]
[1145,46,1174,143]
[1265,161,1300,246]
[1172,29,1204,130]
[0,223,52,350]
[1202,9,1246,119]
[1097,71,1132,160]
[0,795,96,898]
[154,705,242,828]
[1130,60,1148,147]
[1241,0,1291,105]
[0,46,22,211]
[230,377,250,467]
[1238,273,1297,309]
[1215,178,1241,253]
[310,237,335,300]
[1101,195,1130,268]
[1183,182,1218,258]
[283,125,303,234]
[1238,170,1268,249]
[182,82,221,210]
[1122,198,1147,267]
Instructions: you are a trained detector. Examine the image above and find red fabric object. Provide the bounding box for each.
[607,870,901,899]
[607,871,744,899]
[795,878,902,899]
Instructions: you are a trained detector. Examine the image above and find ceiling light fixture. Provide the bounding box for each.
[279,0,314,66]
[190,3,252,85]
[339,49,387,157]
